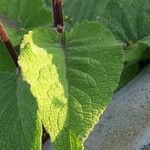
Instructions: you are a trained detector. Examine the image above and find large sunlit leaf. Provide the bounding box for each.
[0,71,42,150]
[19,21,123,150]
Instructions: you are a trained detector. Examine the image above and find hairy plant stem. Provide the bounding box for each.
[0,22,19,68]
[52,0,64,33]
[52,0,66,50]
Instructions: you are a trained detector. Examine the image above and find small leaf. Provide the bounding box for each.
[141,35,150,47]
[123,43,146,62]
[117,63,140,89]
[124,35,150,62]
[19,21,123,149]
[0,71,42,150]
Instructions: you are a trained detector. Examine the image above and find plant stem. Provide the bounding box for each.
[52,0,64,33]
[0,22,19,68]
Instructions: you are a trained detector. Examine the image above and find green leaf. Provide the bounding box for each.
[117,63,140,90]
[124,35,150,62]
[123,43,146,63]
[0,0,52,46]
[141,35,150,47]
[19,21,123,150]
[64,0,150,42]
[0,42,15,72]
[138,35,150,60]
[120,35,150,88]
[0,71,42,150]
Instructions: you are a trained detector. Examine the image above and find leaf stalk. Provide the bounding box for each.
[0,22,19,68]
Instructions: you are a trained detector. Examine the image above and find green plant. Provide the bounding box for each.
[0,0,149,150]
